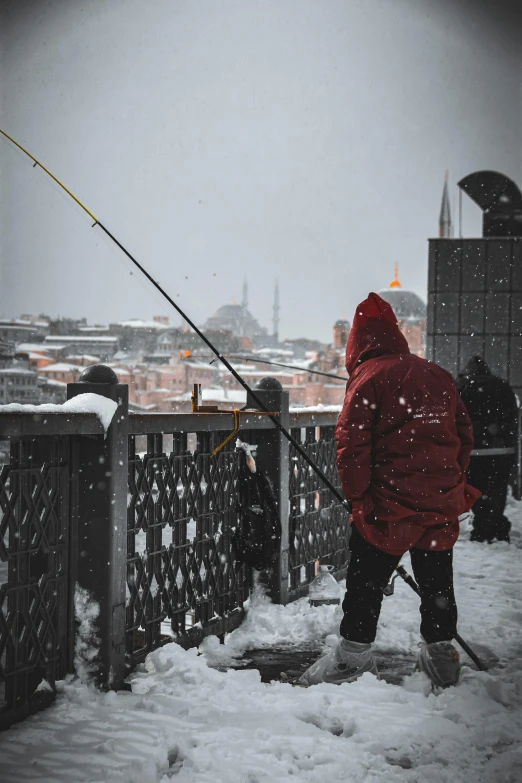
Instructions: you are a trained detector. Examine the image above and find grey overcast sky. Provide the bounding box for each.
[1,0,521,341]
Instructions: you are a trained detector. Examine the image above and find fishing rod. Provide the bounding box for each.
[208,354,348,382]
[1,129,486,671]
[0,128,348,512]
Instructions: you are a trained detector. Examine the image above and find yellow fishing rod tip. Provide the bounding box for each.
[0,128,97,223]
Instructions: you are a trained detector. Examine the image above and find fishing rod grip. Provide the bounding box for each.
[395,564,421,596]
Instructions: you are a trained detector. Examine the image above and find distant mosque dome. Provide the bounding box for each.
[214,303,245,319]
[378,264,426,322]
[204,301,267,339]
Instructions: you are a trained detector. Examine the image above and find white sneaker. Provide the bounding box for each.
[417,641,461,688]
[299,639,379,686]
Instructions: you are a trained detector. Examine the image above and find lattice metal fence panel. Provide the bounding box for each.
[288,424,349,600]
[0,438,72,728]
[126,431,251,664]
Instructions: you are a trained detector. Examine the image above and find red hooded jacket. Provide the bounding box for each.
[335,293,480,556]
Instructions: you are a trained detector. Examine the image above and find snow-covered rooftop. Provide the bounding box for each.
[39,362,83,373]
[116,319,171,329]
[38,378,67,387]
[0,367,37,375]
[66,354,101,362]
[254,348,294,356]
[15,343,50,353]
[44,336,118,344]
[27,351,51,360]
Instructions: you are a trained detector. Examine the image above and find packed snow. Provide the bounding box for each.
[1,500,522,782]
[289,404,343,414]
[0,393,118,433]
[73,587,101,685]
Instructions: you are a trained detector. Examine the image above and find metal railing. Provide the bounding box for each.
[0,371,346,728]
[126,421,260,664]
[0,411,103,730]
[288,416,348,601]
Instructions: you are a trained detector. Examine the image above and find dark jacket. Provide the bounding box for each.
[455,357,519,451]
[335,292,480,556]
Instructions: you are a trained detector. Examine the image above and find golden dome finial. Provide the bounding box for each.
[389,262,401,289]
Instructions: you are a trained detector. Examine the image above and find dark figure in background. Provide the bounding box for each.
[456,357,519,544]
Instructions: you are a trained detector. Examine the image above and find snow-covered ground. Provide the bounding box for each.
[2,500,522,782]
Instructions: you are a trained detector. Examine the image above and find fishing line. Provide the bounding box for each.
[213,355,348,382]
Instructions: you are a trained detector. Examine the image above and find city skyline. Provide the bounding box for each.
[2,0,521,341]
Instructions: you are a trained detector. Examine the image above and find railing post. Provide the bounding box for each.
[246,378,290,605]
[67,365,128,689]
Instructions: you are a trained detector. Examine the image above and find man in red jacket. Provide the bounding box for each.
[301,293,480,689]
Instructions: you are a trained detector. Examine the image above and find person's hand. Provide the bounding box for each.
[350,494,374,524]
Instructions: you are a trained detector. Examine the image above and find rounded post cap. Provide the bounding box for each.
[79,364,119,384]
[255,376,283,391]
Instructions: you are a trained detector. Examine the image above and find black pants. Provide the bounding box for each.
[467,455,512,542]
[340,526,457,644]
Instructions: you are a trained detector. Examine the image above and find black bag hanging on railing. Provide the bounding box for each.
[233,445,282,570]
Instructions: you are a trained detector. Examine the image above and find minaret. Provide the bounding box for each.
[439,171,452,238]
[273,280,280,342]
[242,277,248,309]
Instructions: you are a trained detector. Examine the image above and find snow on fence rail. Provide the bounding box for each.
[0,372,346,730]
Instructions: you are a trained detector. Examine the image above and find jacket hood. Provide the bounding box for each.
[345,292,410,375]
[459,355,492,378]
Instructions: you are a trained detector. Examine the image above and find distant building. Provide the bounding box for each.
[37,378,67,404]
[333,318,350,350]
[38,362,83,384]
[49,317,87,336]
[203,303,267,343]
[108,317,174,355]
[153,327,240,358]
[0,367,40,405]
[282,338,326,360]
[0,319,47,347]
[378,265,426,357]
[65,354,102,367]
[0,347,14,370]
[43,335,119,360]
[202,279,282,348]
